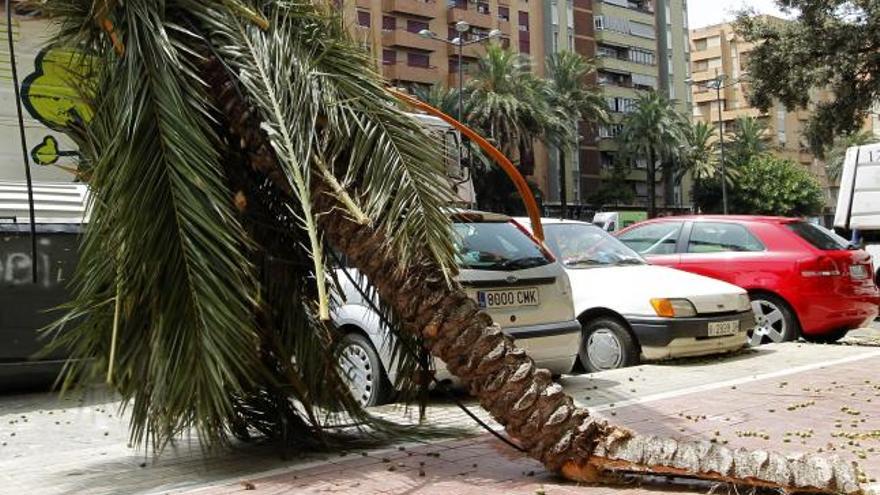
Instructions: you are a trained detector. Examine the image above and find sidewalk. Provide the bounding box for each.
[184,345,880,495]
[5,341,880,494]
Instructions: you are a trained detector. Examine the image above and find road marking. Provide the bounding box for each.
[587,347,880,413]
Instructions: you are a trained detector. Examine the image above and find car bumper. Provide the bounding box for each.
[434,320,581,379]
[626,311,754,361]
[795,291,880,335]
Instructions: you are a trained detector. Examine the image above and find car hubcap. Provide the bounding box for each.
[338,343,373,406]
[749,299,786,346]
[587,329,623,370]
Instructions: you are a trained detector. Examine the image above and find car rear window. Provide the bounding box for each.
[786,221,849,250]
[453,221,553,271]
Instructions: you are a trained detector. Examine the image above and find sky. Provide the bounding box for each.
[687,0,793,29]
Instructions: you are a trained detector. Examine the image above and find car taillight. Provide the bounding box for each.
[799,256,842,278]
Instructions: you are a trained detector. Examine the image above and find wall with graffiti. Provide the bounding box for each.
[0,12,82,183]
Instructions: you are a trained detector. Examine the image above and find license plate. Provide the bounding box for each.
[850,264,869,280]
[477,288,540,309]
[708,320,740,337]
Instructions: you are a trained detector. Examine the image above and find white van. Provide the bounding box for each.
[834,143,880,282]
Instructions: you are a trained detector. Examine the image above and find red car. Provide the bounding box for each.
[617,216,880,345]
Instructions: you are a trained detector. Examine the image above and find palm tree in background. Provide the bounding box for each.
[412,84,460,117]
[545,51,608,212]
[726,116,770,169]
[465,44,559,165]
[680,120,720,183]
[616,92,686,218]
[39,1,859,493]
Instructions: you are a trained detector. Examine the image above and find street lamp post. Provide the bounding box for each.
[686,71,736,214]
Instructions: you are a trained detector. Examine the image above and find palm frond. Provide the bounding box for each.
[46,0,263,451]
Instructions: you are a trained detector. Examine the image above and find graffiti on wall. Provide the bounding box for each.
[1,236,74,287]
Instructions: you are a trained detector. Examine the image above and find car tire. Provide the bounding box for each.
[748,293,798,346]
[802,328,849,344]
[337,333,392,407]
[579,317,639,372]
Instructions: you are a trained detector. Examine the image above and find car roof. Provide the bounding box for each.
[446,208,511,223]
[512,217,597,228]
[634,215,798,224]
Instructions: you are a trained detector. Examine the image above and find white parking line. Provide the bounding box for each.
[587,347,880,413]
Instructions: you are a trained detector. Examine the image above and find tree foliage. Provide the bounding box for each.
[695,154,824,216]
[615,92,686,217]
[725,116,770,169]
[736,2,880,153]
[825,130,879,182]
[45,0,454,451]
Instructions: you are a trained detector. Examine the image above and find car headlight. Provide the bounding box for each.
[650,298,697,318]
[737,293,752,312]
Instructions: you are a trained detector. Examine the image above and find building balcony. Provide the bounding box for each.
[598,56,656,79]
[382,29,438,51]
[692,90,718,104]
[448,6,494,29]
[382,0,440,18]
[690,46,723,61]
[690,70,717,83]
[383,63,441,84]
[721,107,762,122]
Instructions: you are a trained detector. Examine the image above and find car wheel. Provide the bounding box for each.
[579,317,639,372]
[748,293,798,346]
[337,333,392,407]
[802,328,849,344]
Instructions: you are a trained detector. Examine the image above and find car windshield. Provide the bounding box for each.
[786,221,850,251]
[452,221,553,271]
[544,223,645,268]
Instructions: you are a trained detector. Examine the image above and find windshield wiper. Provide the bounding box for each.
[615,258,645,265]
[500,256,548,270]
[565,258,606,267]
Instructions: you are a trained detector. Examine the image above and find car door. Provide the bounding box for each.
[617,221,684,267]
[677,221,767,285]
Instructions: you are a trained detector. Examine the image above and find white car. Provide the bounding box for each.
[516,218,755,371]
[333,211,581,405]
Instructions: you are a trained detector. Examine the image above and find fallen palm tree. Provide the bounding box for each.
[41,0,861,492]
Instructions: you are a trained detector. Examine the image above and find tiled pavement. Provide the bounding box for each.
[5,338,880,494]
[184,345,880,495]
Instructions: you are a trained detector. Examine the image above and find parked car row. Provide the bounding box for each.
[4,192,879,404]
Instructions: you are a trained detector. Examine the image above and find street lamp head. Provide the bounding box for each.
[488,29,503,39]
[451,37,463,46]
[418,29,435,39]
[455,20,470,33]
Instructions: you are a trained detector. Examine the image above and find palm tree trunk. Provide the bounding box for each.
[205,56,861,495]
[647,150,657,218]
[662,160,675,210]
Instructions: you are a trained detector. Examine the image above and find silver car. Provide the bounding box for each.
[332,211,580,406]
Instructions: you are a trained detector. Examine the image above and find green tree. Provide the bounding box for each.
[725,116,769,169]
[696,155,824,216]
[825,131,879,183]
[545,51,608,210]
[736,3,880,153]
[616,92,686,218]
[679,120,719,183]
[42,1,859,492]
[412,84,460,117]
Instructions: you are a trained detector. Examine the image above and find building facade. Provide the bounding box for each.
[689,19,820,184]
[338,0,691,210]
[579,0,692,209]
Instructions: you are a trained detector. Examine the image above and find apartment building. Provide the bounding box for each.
[689,19,818,176]
[581,0,692,208]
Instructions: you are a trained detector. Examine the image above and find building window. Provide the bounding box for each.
[383,49,396,65]
[407,52,430,68]
[629,48,655,65]
[357,10,371,28]
[407,19,428,33]
[477,2,490,14]
[382,15,395,31]
[594,15,605,31]
[518,11,530,31]
[629,21,655,39]
[498,6,510,21]
[451,0,466,8]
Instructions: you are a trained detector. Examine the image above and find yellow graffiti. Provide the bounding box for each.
[22,47,95,130]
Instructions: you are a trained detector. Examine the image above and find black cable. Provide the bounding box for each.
[6,0,38,284]
[327,248,525,453]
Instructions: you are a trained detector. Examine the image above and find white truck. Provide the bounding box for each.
[833,143,880,283]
